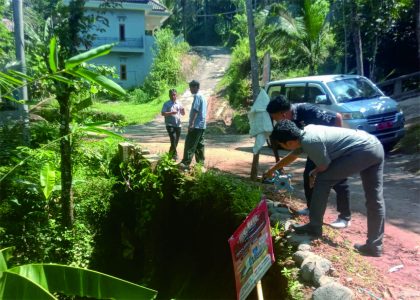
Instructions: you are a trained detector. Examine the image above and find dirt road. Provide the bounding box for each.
[124,47,420,298]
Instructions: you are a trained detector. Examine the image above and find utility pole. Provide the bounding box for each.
[182,0,187,40]
[13,0,30,145]
[245,0,260,102]
[13,0,28,101]
[246,0,260,180]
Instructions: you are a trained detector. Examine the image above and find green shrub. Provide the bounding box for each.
[397,124,420,154]
[0,137,121,268]
[143,28,189,99]
[126,88,150,104]
[222,38,252,108]
[77,110,126,123]
[232,112,250,134]
[34,107,60,122]
[30,121,59,147]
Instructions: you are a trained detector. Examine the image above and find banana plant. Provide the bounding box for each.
[0,247,157,300]
[0,37,127,227]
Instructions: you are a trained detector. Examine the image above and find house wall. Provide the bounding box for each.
[91,39,155,89]
[87,8,156,89]
[91,9,146,41]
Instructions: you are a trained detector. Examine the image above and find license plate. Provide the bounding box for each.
[376,121,393,130]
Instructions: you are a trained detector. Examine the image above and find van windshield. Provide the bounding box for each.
[327,78,382,103]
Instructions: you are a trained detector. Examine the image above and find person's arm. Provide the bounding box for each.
[270,137,280,162]
[161,103,177,116]
[189,95,201,128]
[189,111,198,128]
[264,151,299,177]
[308,164,328,188]
[162,111,177,116]
[309,164,328,177]
[334,112,343,127]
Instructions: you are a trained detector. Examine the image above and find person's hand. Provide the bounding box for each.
[309,170,317,188]
[263,169,275,179]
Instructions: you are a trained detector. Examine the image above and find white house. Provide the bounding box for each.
[74,0,170,88]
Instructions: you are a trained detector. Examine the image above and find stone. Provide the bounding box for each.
[301,255,332,284]
[298,244,311,252]
[270,212,292,225]
[141,149,151,155]
[312,282,354,300]
[287,232,313,247]
[284,220,296,231]
[316,275,335,287]
[292,250,314,266]
[265,199,274,206]
[267,201,276,212]
[143,154,161,169]
[118,142,135,162]
[273,206,291,214]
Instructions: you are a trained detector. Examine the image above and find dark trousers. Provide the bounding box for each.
[309,144,385,247]
[166,126,181,159]
[304,158,351,220]
[181,128,205,166]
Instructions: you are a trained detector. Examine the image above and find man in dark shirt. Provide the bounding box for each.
[266,96,351,229]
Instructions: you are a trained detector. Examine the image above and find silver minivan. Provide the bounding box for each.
[265,74,405,147]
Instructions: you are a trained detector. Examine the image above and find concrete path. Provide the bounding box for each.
[123,46,231,147]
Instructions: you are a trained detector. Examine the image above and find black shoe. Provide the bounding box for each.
[291,223,322,237]
[354,243,383,257]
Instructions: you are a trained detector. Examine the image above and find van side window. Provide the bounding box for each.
[267,85,282,100]
[284,84,305,103]
[307,84,326,104]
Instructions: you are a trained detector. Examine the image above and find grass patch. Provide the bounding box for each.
[92,82,187,125]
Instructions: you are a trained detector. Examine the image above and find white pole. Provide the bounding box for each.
[256,280,264,300]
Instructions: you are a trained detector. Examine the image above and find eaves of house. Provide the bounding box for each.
[83,0,170,30]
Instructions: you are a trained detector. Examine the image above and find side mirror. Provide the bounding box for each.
[315,94,330,104]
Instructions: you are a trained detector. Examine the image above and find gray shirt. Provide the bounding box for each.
[293,125,381,167]
[189,93,207,129]
[161,100,183,127]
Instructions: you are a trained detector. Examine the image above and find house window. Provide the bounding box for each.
[119,24,126,41]
[120,64,127,80]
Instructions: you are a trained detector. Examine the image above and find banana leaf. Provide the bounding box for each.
[0,247,13,272]
[4,263,157,300]
[0,272,56,299]
[49,37,58,72]
[65,43,115,70]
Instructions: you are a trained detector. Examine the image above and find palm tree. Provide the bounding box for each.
[259,0,334,75]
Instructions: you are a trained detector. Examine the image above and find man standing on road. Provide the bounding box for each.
[179,80,207,170]
[161,89,185,160]
[265,120,385,257]
[266,96,351,229]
